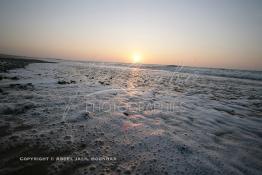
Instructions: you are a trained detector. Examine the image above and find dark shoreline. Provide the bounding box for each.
[0,54,52,72]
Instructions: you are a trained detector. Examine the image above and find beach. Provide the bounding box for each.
[0,57,262,175]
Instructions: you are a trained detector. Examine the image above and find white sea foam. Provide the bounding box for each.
[0,60,261,175]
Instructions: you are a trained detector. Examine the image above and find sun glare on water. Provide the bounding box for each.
[132,53,142,64]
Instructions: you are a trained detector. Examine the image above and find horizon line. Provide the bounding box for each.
[0,53,261,72]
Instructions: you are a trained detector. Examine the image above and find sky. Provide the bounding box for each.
[0,0,262,70]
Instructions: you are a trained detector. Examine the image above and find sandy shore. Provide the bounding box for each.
[0,58,262,175]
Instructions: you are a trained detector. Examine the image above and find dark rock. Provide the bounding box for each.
[99,81,104,85]
[89,165,96,171]
[10,76,19,80]
[124,170,131,174]
[58,80,69,84]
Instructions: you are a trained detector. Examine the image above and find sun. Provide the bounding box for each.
[132,52,142,63]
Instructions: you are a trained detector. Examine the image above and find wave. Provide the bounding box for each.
[107,63,262,81]
[163,66,262,81]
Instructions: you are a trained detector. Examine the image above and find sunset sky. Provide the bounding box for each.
[0,0,262,70]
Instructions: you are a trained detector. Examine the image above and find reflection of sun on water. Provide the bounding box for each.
[124,52,143,94]
[132,52,142,63]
